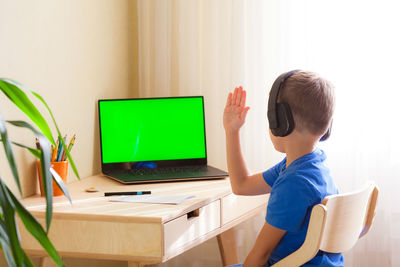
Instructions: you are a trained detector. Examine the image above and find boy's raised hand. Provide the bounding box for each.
[223,86,250,133]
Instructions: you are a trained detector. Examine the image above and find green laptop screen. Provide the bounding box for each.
[99,97,206,163]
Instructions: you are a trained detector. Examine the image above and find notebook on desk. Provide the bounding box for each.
[98,96,228,184]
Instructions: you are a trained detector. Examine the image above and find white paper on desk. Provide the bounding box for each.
[109,195,195,205]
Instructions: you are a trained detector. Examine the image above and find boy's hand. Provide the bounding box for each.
[223,86,250,133]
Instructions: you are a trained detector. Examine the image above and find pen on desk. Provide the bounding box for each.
[104,191,151,197]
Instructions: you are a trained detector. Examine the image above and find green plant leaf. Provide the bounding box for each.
[32,91,80,180]
[0,113,21,194]
[6,186,64,267]
[7,120,53,232]
[0,79,55,145]
[22,249,35,267]
[49,168,72,204]
[0,220,10,242]
[0,237,16,267]
[8,140,42,158]
[0,179,23,266]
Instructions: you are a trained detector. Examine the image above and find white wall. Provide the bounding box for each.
[0,0,137,266]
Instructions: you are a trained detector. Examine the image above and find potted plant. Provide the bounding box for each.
[0,78,80,267]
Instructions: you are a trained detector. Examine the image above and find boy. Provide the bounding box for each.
[223,70,344,266]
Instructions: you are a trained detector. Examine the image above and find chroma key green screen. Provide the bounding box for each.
[98,97,207,163]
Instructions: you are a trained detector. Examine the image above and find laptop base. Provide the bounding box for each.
[103,165,228,184]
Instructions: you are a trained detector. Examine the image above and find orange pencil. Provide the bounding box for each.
[51,139,58,162]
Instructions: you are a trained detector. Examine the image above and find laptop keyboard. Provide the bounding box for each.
[130,165,207,176]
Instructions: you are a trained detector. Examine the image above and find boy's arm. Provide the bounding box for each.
[243,221,286,267]
[224,87,272,195]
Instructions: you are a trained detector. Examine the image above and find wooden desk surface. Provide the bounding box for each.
[20,175,268,264]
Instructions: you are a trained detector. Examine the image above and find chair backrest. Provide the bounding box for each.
[319,181,379,252]
[271,181,379,267]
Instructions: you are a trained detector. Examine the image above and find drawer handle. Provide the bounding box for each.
[187,209,200,220]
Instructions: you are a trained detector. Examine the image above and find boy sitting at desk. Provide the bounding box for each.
[223,70,344,266]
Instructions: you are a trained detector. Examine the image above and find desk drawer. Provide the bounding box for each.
[163,200,220,256]
[221,194,268,225]
[19,217,163,261]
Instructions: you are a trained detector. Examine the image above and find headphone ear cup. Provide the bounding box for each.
[320,121,333,141]
[272,103,294,137]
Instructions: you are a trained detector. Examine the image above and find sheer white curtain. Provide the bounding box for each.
[137,1,399,266]
[275,1,400,266]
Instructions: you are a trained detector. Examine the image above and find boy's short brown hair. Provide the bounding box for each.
[279,71,335,136]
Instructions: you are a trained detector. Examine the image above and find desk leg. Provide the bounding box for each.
[217,228,239,266]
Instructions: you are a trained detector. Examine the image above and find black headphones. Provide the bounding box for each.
[267,70,332,141]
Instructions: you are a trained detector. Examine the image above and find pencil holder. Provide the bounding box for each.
[37,160,68,196]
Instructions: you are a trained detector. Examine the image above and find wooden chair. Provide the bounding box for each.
[271,181,379,266]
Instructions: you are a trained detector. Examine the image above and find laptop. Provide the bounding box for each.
[98,96,228,184]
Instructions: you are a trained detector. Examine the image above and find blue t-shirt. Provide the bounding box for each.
[263,149,344,267]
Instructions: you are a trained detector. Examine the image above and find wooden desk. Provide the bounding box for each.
[19,175,268,266]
